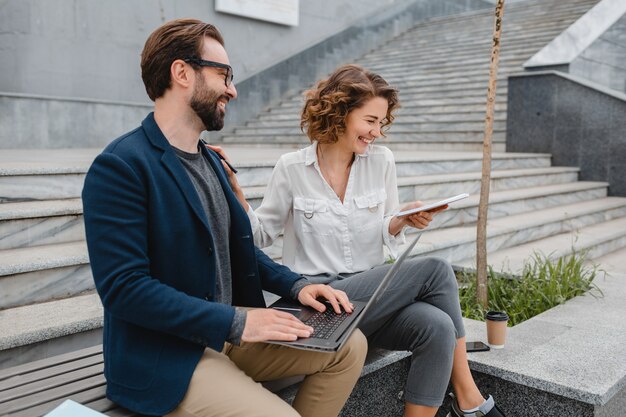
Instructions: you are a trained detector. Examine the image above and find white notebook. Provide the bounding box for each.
[45,400,107,417]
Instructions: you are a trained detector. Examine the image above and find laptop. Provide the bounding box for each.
[267,233,422,352]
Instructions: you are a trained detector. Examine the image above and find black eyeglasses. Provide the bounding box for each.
[183,57,234,87]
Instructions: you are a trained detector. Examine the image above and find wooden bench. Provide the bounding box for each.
[0,344,346,417]
[0,345,138,417]
[0,338,409,417]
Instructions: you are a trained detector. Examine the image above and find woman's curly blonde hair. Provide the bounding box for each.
[300,64,400,144]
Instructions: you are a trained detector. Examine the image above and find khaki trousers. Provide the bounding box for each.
[165,329,367,417]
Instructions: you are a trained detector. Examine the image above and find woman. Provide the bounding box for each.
[217,64,505,417]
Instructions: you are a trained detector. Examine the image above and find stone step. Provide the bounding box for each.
[0,241,91,310]
[456,215,626,273]
[222,130,507,142]
[403,3,593,30]
[279,93,509,113]
[388,6,593,43]
[0,171,87,203]
[221,141,508,153]
[278,87,509,106]
[0,199,84,250]
[0,149,98,203]
[250,112,507,127]
[0,292,102,370]
[387,20,573,46]
[374,25,578,60]
[396,166,580,201]
[234,121,508,136]
[258,103,508,121]
[268,94,510,112]
[360,49,537,70]
[369,60,530,77]
[398,84,509,95]
[592,246,626,275]
[367,37,561,62]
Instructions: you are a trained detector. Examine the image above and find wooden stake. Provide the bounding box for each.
[477,0,505,309]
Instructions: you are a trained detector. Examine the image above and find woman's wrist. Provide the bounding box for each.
[388,216,405,236]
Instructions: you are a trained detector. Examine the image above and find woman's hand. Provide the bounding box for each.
[388,201,447,236]
[205,144,249,212]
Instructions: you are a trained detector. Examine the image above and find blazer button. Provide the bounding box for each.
[207,247,213,256]
[204,292,212,301]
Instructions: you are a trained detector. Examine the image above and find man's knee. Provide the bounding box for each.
[338,329,368,369]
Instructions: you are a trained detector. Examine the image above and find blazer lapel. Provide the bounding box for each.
[142,114,213,235]
[160,150,214,235]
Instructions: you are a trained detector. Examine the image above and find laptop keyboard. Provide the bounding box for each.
[304,308,349,339]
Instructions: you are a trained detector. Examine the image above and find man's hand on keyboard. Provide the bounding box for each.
[241,309,313,342]
[297,284,354,315]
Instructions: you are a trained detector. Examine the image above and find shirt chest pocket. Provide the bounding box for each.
[353,190,387,232]
[293,197,335,236]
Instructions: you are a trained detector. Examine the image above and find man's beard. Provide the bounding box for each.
[190,75,227,131]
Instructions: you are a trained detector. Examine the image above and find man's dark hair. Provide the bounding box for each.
[141,19,224,101]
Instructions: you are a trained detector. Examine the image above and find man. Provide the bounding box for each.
[82,19,367,417]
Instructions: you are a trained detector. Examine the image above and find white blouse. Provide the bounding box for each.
[247,142,405,276]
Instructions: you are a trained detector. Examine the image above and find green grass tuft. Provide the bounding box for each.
[457,250,603,326]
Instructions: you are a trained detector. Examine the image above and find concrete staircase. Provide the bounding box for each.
[2,0,626,382]
[218,0,599,152]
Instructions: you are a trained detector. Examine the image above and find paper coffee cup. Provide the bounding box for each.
[485,311,509,349]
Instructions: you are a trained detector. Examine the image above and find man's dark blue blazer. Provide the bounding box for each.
[82,113,301,416]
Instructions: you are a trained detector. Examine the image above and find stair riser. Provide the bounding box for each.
[260,103,508,119]
[0,216,84,250]
[273,95,508,111]
[418,187,608,229]
[235,121,508,136]
[222,131,505,146]
[414,206,626,266]
[235,166,275,188]
[587,235,626,262]
[250,113,507,127]
[218,140,507,152]
[0,264,92,310]
[0,175,85,202]
[373,63,527,78]
[395,156,551,177]
[278,87,509,103]
[400,171,579,200]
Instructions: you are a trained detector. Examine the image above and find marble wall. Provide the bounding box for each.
[570,13,626,93]
[524,0,626,94]
[506,72,626,197]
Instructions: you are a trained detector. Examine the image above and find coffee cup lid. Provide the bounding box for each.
[485,311,509,321]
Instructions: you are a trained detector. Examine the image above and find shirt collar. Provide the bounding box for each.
[304,141,319,166]
[305,140,370,166]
